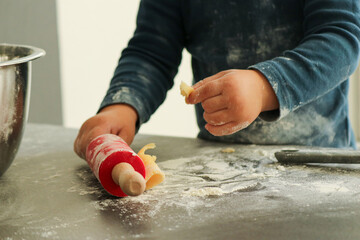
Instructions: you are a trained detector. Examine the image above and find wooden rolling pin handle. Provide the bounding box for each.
[111,162,146,196]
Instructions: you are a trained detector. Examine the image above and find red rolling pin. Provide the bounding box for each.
[85,134,146,197]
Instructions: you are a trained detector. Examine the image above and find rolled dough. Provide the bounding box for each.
[138,143,165,190]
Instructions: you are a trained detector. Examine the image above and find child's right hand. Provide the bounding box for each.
[74,104,138,159]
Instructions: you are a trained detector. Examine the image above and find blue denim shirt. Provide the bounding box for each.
[100,0,360,148]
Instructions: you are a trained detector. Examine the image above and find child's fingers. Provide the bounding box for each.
[188,80,222,104]
[201,95,228,114]
[188,70,235,104]
[205,121,250,136]
[203,109,233,126]
[193,70,232,89]
[74,126,108,159]
[117,128,135,146]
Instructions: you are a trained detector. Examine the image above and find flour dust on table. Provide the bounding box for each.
[4,125,360,240]
[87,145,360,223]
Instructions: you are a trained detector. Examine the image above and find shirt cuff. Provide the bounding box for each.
[249,61,292,122]
[99,87,151,132]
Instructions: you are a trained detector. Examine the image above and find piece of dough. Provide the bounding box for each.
[221,148,235,153]
[180,81,194,98]
[137,143,165,190]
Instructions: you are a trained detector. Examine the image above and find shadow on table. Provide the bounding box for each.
[75,164,154,237]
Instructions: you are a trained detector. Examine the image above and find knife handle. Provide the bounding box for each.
[275,149,360,164]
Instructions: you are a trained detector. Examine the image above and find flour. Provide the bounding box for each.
[0,64,17,142]
[312,181,350,194]
[111,87,131,101]
[89,147,279,218]
[223,121,250,135]
[226,47,242,66]
[184,187,224,197]
[276,165,286,171]
[255,149,275,159]
[71,144,360,233]
[69,168,104,196]
[41,231,56,238]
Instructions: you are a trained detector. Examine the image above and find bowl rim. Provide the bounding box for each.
[0,43,46,67]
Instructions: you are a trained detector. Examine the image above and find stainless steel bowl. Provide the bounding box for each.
[0,43,45,176]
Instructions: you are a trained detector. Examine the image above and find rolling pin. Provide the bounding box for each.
[275,149,360,164]
[86,134,146,197]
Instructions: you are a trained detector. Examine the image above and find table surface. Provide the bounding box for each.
[1,124,360,240]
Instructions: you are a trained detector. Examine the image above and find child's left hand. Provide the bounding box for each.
[186,69,279,136]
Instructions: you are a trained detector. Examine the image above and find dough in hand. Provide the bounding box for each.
[180,81,194,98]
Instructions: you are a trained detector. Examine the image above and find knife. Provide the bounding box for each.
[274,149,360,164]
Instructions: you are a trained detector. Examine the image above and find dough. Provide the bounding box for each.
[221,148,235,153]
[180,81,194,98]
[138,143,165,190]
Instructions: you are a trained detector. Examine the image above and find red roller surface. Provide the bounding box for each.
[85,134,146,197]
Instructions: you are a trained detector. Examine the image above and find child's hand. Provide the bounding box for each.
[74,104,138,159]
[186,69,279,136]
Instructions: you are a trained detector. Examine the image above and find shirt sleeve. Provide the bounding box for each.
[250,0,360,121]
[99,0,184,128]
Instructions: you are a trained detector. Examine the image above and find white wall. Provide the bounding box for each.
[349,66,360,139]
[1,0,63,125]
[57,0,198,138]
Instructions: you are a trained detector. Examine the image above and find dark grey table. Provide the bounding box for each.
[1,124,360,240]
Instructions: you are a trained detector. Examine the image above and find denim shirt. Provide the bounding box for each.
[100,0,360,148]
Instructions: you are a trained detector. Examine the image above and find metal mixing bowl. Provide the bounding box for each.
[0,43,45,176]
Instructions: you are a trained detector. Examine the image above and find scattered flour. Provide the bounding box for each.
[88,148,279,217]
[276,165,286,171]
[184,187,224,197]
[0,65,17,142]
[72,146,358,227]
[41,231,56,238]
[312,182,350,194]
